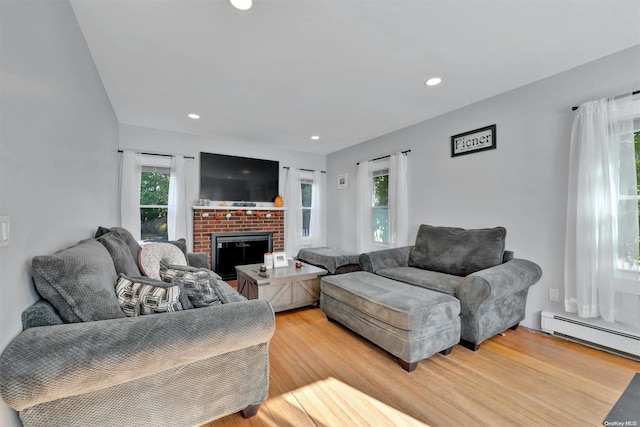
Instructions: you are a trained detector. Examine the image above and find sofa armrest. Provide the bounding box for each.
[359,246,413,273]
[187,252,209,269]
[456,259,542,312]
[0,300,275,411]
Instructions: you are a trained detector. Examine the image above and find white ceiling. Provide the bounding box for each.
[70,0,640,155]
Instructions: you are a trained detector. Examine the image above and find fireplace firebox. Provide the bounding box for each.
[211,232,274,280]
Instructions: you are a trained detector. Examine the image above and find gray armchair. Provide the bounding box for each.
[359,225,542,350]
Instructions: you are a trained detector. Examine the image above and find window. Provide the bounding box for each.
[372,167,389,244]
[617,128,640,272]
[301,178,313,237]
[140,162,171,243]
[285,168,326,257]
[614,117,640,295]
[356,153,408,253]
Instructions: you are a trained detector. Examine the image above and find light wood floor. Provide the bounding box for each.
[205,307,640,427]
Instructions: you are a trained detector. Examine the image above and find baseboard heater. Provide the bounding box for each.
[541,311,640,362]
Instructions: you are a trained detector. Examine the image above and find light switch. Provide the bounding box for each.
[0,216,9,247]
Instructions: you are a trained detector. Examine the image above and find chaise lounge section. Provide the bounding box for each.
[359,225,542,350]
[321,271,461,371]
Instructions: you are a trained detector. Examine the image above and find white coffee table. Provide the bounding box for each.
[235,262,328,312]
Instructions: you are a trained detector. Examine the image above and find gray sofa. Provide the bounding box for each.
[0,227,275,427]
[359,225,542,350]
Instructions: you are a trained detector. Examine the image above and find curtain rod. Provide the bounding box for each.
[571,90,639,111]
[117,150,195,160]
[356,149,411,165]
[283,166,327,174]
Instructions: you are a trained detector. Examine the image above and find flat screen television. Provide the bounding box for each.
[199,152,279,202]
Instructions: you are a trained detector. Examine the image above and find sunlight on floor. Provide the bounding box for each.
[269,377,431,426]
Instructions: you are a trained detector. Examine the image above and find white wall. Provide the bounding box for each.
[0,1,120,424]
[326,45,640,332]
[119,124,326,250]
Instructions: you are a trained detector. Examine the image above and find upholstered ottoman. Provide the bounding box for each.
[320,271,460,372]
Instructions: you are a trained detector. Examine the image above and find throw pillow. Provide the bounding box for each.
[95,226,142,262]
[115,274,183,316]
[96,232,141,276]
[138,243,188,279]
[32,239,126,323]
[168,238,188,261]
[159,260,229,307]
[408,225,507,276]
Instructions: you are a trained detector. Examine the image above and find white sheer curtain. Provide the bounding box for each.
[356,161,374,253]
[357,153,409,252]
[565,94,640,328]
[168,155,187,241]
[284,168,303,259]
[310,170,326,247]
[120,151,142,241]
[389,152,409,247]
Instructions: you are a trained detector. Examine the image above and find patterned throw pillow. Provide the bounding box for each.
[138,243,188,279]
[115,274,183,317]
[159,260,229,308]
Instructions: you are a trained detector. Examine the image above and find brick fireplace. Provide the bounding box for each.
[193,207,285,272]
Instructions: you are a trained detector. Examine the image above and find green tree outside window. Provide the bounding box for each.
[140,169,170,242]
[372,170,389,243]
[301,180,312,237]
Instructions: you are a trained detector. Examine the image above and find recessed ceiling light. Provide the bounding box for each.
[229,0,253,11]
[425,77,442,86]
[188,113,200,119]
[311,135,320,140]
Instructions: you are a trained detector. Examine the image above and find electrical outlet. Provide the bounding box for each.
[548,288,559,303]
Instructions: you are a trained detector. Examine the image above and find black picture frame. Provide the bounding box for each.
[451,124,496,157]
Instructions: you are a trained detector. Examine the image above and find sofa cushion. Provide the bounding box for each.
[408,225,506,276]
[95,226,142,262]
[376,267,462,295]
[169,238,188,260]
[21,300,64,329]
[115,274,183,316]
[159,260,229,307]
[32,239,126,323]
[138,243,187,279]
[96,232,141,276]
[187,252,209,269]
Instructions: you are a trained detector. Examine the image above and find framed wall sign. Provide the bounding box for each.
[337,173,348,189]
[451,124,496,157]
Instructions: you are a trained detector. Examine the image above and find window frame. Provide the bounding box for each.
[613,115,640,295]
[371,161,390,248]
[139,155,171,243]
[299,171,314,240]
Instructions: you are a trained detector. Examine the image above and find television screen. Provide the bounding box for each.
[199,152,279,202]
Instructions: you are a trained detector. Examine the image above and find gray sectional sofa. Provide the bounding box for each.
[359,225,542,350]
[0,227,275,427]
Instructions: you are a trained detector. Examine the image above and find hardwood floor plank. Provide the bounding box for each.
[264,391,316,427]
[207,308,640,427]
[321,377,427,427]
